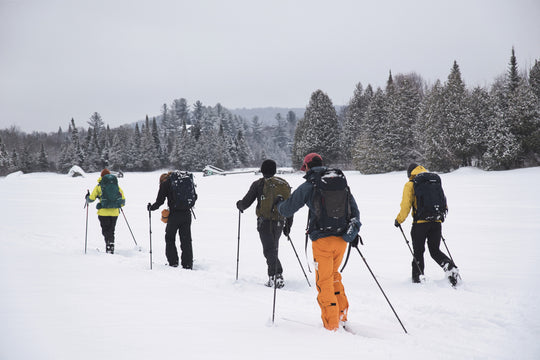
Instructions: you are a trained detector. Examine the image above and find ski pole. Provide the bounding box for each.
[236,210,241,280]
[287,235,311,287]
[120,208,138,246]
[398,224,424,276]
[441,235,455,262]
[441,234,462,281]
[271,225,280,324]
[148,208,153,270]
[84,190,89,254]
[355,246,408,334]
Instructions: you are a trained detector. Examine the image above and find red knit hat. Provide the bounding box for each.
[300,153,322,171]
[100,168,111,177]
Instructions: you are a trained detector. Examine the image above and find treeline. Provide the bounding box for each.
[294,49,540,172]
[0,48,539,176]
[0,101,297,175]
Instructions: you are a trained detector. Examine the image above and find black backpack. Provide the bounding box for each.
[412,172,447,222]
[169,171,197,211]
[99,174,124,209]
[309,168,351,235]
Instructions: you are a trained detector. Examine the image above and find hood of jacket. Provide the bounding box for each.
[409,165,427,180]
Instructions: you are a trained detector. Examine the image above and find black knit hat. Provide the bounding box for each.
[407,163,419,178]
[261,159,277,178]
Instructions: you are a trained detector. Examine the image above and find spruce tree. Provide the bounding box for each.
[294,89,340,166]
[529,59,540,99]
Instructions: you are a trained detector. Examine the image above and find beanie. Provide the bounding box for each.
[101,168,111,177]
[301,153,323,171]
[261,159,277,178]
[407,163,419,178]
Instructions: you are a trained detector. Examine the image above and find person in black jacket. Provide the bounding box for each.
[147,172,193,269]
[236,159,292,288]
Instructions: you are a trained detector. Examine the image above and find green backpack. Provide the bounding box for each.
[98,174,124,209]
[256,176,291,220]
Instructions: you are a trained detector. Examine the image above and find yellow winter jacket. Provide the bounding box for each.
[395,165,441,224]
[88,177,125,217]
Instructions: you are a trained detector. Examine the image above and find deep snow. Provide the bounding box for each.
[1,167,539,360]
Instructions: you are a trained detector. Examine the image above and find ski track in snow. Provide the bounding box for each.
[1,167,539,359]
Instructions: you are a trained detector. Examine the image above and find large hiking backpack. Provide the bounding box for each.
[169,171,197,211]
[309,168,351,235]
[256,176,291,221]
[412,172,447,222]
[99,174,124,209]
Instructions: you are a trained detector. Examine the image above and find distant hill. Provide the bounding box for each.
[229,107,305,125]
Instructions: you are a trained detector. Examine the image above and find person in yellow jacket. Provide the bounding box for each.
[394,163,459,285]
[86,168,126,254]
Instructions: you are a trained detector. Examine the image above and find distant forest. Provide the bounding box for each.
[1,48,539,176]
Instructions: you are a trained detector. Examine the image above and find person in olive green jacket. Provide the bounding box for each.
[86,168,125,254]
[394,163,459,285]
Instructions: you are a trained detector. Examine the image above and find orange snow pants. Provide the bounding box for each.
[312,235,349,331]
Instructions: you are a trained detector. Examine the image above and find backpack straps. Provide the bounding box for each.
[305,210,312,273]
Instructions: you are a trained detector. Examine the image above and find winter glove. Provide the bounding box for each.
[147,203,152,211]
[343,218,361,243]
[394,219,400,227]
[85,190,90,203]
[282,218,291,237]
[350,234,360,248]
[236,200,244,213]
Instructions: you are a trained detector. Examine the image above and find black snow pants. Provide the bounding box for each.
[257,217,284,277]
[411,222,455,279]
[165,210,193,269]
[98,215,118,252]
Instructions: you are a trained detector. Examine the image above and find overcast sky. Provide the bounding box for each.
[1,0,539,133]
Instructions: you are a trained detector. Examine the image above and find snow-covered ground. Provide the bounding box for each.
[1,167,539,360]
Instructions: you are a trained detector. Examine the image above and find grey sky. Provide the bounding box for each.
[1,0,539,133]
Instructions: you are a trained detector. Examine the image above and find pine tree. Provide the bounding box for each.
[416,80,460,171]
[353,88,390,173]
[391,73,425,168]
[444,61,473,166]
[529,59,540,99]
[468,87,494,166]
[293,89,340,166]
[343,83,369,167]
[508,47,520,94]
[38,144,49,171]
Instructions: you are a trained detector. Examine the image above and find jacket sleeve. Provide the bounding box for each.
[150,181,168,210]
[349,193,361,224]
[88,184,100,202]
[396,181,414,224]
[277,182,312,218]
[119,187,126,207]
[236,179,261,212]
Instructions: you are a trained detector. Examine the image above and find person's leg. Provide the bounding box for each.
[98,216,117,253]
[178,211,193,269]
[331,238,349,323]
[411,223,427,281]
[164,212,180,266]
[426,222,454,269]
[258,219,283,277]
[312,236,342,331]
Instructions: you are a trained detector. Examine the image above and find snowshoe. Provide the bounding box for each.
[106,243,114,254]
[266,274,285,289]
[446,267,460,287]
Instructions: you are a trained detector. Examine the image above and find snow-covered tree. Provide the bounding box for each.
[292,89,340,166]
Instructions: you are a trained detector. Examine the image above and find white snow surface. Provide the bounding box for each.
[1,167,539,360]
